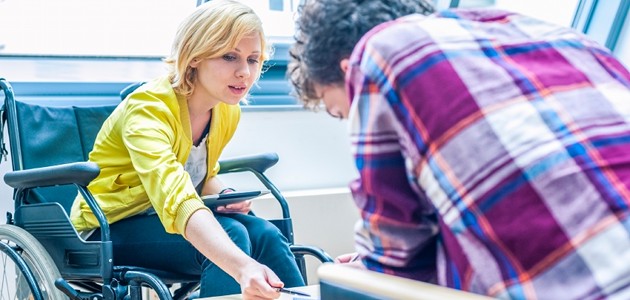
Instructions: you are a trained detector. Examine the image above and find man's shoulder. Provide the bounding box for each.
[353,7,582,63]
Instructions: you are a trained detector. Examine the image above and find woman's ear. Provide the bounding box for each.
[340,58,349,74]
[190,58,200,68]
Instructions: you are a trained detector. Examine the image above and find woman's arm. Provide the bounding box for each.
[200,175,226,195]
[185,209,282,298]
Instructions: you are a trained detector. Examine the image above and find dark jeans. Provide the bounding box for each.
[88,212,305,297]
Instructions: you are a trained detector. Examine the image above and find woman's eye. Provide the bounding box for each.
[248,58,260,64]
[223,55,236,61]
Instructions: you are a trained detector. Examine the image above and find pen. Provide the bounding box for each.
[277,287,311,297]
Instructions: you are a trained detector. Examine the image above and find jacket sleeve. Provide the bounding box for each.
[122,99,208,235]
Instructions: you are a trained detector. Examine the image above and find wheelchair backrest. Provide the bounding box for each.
[1,81,117,212]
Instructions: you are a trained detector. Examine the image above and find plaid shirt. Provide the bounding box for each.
[347,9,630,299]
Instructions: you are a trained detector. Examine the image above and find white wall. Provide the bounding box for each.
[220,109,357,192]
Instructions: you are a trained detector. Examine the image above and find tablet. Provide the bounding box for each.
[201,190,270,210]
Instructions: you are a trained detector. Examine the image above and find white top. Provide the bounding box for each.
[185,135,208,189]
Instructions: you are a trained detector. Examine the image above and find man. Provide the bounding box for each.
[289,0,630,299]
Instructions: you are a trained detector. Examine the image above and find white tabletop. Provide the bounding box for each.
[199,285,319,300]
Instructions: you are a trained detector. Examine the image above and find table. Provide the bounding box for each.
[199,285,319,299]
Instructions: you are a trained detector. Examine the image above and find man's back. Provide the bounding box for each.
[347,9,630,299]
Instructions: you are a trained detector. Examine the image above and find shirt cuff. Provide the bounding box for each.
[175,198,211,238]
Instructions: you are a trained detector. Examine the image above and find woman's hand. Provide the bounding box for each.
[215,200,252,214]
[212,186,252,214]
[239,261,283,300]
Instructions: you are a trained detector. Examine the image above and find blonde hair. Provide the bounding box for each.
[165,0,269,97]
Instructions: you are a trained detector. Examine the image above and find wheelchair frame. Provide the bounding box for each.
[0,78,332,300]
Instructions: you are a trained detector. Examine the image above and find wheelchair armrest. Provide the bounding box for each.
[218,152,279,175]
[4,162,100,189]
[290,244,334,263]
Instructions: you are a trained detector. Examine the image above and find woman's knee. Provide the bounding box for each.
[251,219,289,247]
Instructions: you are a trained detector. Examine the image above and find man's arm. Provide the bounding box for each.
[348,70,439,282]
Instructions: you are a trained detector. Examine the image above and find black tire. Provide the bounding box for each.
[0,224,67,299]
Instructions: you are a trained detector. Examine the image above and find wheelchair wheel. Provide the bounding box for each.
[0,224,67,299]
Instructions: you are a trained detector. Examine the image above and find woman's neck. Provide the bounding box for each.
[187,93,214,146]
[187,89,219,116]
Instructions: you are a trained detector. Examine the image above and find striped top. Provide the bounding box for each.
[346,9,630,299]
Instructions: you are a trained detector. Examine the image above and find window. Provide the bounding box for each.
[5,0,626,104]
[0,0,298,57]
[0,0,301,106]
[572,0,630,52]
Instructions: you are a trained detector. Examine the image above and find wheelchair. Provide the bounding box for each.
[0,78,333,299]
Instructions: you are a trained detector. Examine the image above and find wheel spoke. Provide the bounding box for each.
[0,225,64,300]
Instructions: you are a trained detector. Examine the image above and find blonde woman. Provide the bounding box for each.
[70,1,303,298]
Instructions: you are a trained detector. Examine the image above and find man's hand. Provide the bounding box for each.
[335,252,359,263]
[334,252,365,269]
[239,262,283,300]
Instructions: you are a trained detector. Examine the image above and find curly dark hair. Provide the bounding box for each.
[288,0,435,108]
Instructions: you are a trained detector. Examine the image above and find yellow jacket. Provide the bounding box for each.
[70,76,240,235]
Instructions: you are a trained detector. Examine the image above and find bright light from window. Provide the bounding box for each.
[0,0,578,57]
[0,0,299,57]
[494,0,579,27]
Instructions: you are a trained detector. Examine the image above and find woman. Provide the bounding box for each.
[69,1,304,298]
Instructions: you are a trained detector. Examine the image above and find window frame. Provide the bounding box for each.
[572,0,630,51]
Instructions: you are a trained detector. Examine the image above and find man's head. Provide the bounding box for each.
[288,0,435,118]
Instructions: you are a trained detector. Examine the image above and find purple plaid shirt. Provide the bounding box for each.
[347,9,630,299]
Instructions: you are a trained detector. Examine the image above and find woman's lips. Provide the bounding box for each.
[229,85,246,95]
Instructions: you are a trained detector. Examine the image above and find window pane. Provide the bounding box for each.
[240,0,299,40]
[0,0,297,57]
[493,0,579,27]
[0,0,195,56]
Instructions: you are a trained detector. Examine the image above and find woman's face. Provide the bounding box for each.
[190,33,262,106]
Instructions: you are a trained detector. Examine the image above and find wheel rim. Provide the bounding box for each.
[0,238,50,300]
[0,225,65,300]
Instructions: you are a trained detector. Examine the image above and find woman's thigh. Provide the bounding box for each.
[89,213,204,275]
[88,213,255,275]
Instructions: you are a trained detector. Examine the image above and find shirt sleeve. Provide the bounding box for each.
[348,60,439,282]
[122,101,208,235]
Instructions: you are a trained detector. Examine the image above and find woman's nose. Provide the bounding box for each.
[236,62,250,78]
